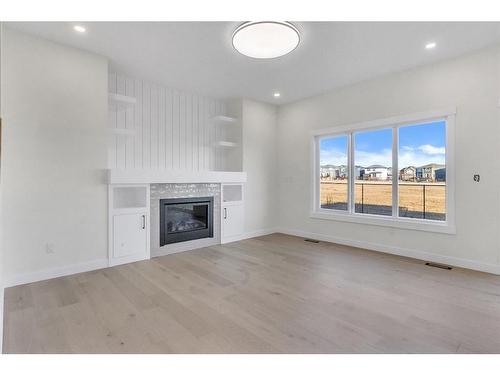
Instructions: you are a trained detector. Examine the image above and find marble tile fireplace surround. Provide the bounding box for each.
[150,183,221,257]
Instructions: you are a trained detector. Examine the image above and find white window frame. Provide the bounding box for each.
[311,108,456,234]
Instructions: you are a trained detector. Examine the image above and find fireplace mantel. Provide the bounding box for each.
[107,169,247,184]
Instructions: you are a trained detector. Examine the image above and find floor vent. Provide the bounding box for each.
[425,262,452,270]
[304,238,320,243]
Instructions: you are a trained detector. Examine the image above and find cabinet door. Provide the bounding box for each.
[113,213,147,258]
[222,204,244,239]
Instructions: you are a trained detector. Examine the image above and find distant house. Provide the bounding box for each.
[361,165,391,180]
[435,168,446,182]
[416,163,445,182]
[354,166,364,178]
[321,164,396,181]
[320,165,340,179]
[320,164,350,180]
[399,166,416,181]
[338,165,348,178]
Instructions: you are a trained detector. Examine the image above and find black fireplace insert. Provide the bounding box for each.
[159,196,214,246]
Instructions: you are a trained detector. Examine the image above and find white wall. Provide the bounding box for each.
[1,28,109,285]
[0,21,5,352]
[277,45,500,273]
[242,99,278,234]
[108,72,232,171]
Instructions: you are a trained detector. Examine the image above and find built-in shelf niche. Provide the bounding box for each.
[222,184,243,203]
[108,93,137,111]
[112,186,148,210]
[108,92,137,147]
[210,115,239,126]
[211,116,240,148]
[215,141,239,148]
[211,111,242,172]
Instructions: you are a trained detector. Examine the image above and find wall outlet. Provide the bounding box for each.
[45,243,55,254]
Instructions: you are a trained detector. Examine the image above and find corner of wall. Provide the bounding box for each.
[241,99,280,234]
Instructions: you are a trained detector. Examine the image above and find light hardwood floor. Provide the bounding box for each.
[3,233,500,353]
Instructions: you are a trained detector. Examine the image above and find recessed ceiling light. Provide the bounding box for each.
[273,92,281,98]
[425,42,436,50]
[73,25,86,33]
[232,21,300,59]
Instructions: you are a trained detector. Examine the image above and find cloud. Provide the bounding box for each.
[355,148,392,167]
[418,144,445,155]
[321,144,445,168]
[320,148,348,166]
[320,144,446,169]
[398,149,445,168]
[399,144,445,167]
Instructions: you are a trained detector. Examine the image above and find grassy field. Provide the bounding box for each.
[320,180,445,216]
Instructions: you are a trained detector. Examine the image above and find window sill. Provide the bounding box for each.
[310,210,456,234]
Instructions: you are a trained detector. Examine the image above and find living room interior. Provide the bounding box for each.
[1,11,500,364]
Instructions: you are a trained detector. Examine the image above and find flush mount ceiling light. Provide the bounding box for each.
[425,41,437,49]
[273,92,281,98]
[232,21,300,59]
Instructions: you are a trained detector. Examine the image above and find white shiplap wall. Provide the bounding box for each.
[108,72,227,171]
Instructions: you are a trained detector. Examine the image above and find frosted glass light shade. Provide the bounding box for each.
[232,21,300,59]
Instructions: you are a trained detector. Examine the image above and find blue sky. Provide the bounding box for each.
[320,120,446,168]
[320,136,348,165]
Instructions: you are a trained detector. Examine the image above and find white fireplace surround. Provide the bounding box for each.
[150,183,222,257]
[106,169,248,269]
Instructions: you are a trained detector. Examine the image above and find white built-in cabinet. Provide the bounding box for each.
[221,184,244,243]
[108,185,150,266]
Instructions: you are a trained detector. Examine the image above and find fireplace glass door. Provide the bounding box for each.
[167,203,208,234]
[160,197,214,246]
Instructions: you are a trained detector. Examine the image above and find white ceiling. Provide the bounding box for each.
[7,22,500,104]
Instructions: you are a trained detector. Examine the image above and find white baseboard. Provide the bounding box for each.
[221,228,277,244]
[6,226,497,289]
[4,258,109,288]
[4,230,277,288]
[109,253,149,267]
[276,227,500,275]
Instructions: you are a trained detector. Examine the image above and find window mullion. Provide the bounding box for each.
[392,127,398,217]
[315,136,320,211]
[348,133,355,213]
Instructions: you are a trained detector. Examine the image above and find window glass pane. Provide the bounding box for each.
[319,135,348,210]
[354,128,393,216]
[398,121,446,221]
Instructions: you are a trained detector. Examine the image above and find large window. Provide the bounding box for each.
[314,110,454,232]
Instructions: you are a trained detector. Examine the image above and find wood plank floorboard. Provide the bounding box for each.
[3,233,500,353]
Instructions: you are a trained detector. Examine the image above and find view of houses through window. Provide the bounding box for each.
[354,128,393,216]
[398,121,446,220]
[319,135,348,210]
[319,120,446,221]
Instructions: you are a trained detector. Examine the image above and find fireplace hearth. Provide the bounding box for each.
[159,196,214,246]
